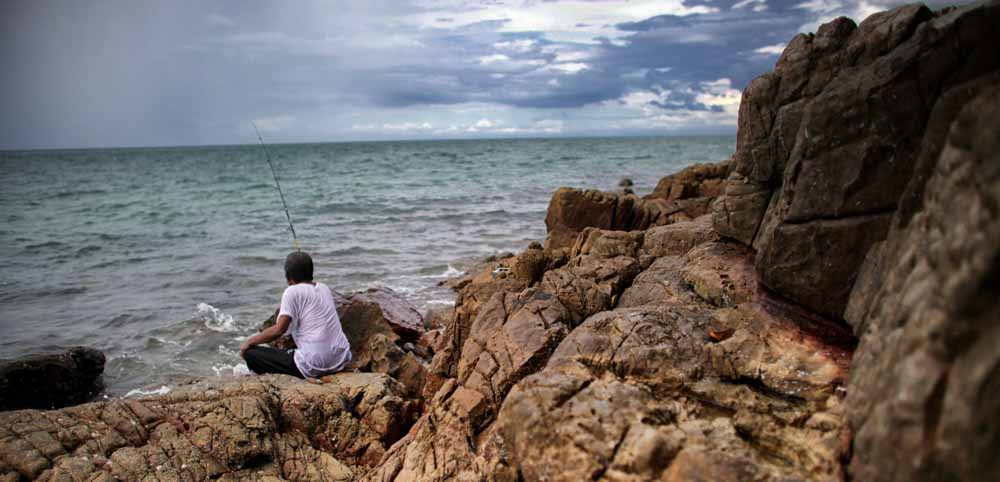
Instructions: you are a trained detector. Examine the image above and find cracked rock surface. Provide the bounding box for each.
[0,373,416,481]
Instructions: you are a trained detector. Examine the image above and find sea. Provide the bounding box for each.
[0,136,735,397]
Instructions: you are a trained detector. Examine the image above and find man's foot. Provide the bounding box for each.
[306,377,324,385]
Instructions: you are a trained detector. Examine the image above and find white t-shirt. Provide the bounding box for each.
[278,282,352,378]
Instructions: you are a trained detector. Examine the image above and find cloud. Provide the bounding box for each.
[205,13,236,29]
[409,0,720,44]
[2,0,957,148]
[754,43,786,55]
[494,38,537,52]
[733,0,769,13]
[547,62,590,74]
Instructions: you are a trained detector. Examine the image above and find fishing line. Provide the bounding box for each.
[252,122,300,252]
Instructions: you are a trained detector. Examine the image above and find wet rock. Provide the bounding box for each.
[0,373,416,480]
[618,178,634,187]
[844,84,1000,481]
[0,347,105,411]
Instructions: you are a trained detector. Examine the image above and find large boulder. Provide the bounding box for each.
[0,347,105,411]
[712,0,1000,319]
[339,287,425,346]
[844,84,1000,481]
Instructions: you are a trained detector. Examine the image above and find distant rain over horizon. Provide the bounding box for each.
[0,0,959,150]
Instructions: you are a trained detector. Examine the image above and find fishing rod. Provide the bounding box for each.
[252,122,301,252]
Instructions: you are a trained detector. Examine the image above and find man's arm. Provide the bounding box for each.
[239,314,292,358]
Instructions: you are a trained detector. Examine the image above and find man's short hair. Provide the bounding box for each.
[284,252,314,282]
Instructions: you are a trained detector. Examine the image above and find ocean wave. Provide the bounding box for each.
[75,245,101,257]
[25,240,65,250]
[212,363,251,377]
[197,303,239,333]
[125,385,171,398]
[325,246,400,257]
[46,189,109,199]
[365,280,416,295]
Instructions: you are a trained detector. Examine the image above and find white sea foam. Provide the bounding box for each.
[365,280,417,295]
[425,299,456,306]
[197,302,239,333]
[217,344,239,357]
[212,363,251,377]
[124,385,171,398]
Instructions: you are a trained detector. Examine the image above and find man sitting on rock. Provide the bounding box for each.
[240,252,352,379]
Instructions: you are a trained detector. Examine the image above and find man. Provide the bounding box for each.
[240,252,352,379]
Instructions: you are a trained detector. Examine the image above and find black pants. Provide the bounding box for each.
[244,346,304,378]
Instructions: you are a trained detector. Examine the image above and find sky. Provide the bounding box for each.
[0,0,959,149]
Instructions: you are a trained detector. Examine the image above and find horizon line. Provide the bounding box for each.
[1,132,736,154]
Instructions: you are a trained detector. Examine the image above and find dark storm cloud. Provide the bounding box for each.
[0,0,970,149]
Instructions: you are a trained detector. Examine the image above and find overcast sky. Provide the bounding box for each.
[0,0,957,149]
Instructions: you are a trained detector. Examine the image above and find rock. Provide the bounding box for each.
[545,165,732,254]
[423,274,528,400]
[456,289,573,412]
[844,84,1000,481]
[423,307,453,333]
[618,256,703,308]
[643,161,732,203]
[640,214,717,258]
[363,380,495,482]
[680,241,757,309]
[342,287,425,341]
[498,298,850,481]
[336,287,425,372]
[711,0,1000,319]
[618,178,634,187]
[0,373,416,480]
[415,329,442,359]
[539,252,642,323]
[0,347,105,411]
[349,334,428,400]
[544,188,651,252]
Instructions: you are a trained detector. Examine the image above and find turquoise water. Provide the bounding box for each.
[0,136,734,396]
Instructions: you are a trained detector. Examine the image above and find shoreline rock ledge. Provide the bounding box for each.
[1,1,998,480]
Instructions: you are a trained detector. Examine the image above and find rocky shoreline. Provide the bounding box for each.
[2,1,999,480]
